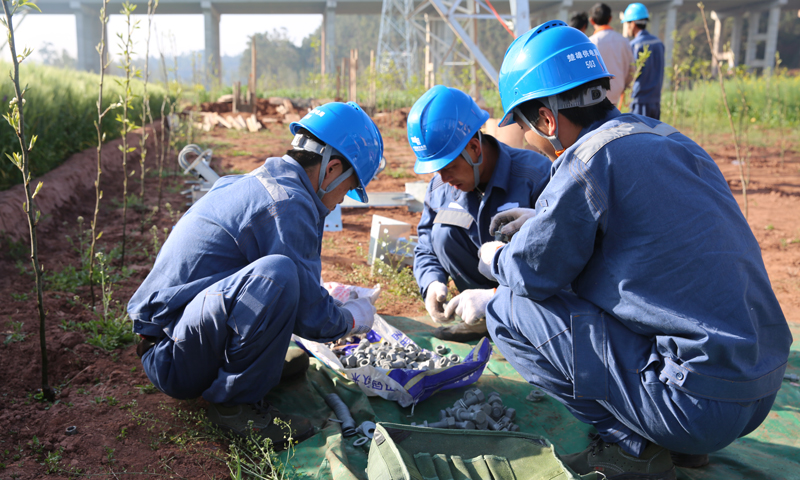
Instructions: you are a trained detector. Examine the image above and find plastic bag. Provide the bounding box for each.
[294,283,492,407]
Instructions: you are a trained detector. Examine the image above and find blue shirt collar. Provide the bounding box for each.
[280,155,331,218]
[483,136,513,197]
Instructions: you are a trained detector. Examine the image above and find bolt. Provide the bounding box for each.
[454,388,484,409]
[453,420,476,430]
[420,417,455,429]
[508,423,520,432]
[439,409,448,420]
[488,416,511,431]
[502,407,516,422]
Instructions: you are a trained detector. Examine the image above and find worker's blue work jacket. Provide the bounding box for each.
[414,137,551,295]
[128,155,351,343]
[630,30,664,105]
[490,109,791,403]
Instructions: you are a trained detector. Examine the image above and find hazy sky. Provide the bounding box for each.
[5,13,323,61]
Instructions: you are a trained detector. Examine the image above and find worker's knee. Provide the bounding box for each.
[249,255,299,295]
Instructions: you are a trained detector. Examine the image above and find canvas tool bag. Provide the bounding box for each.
[366,422,599,480]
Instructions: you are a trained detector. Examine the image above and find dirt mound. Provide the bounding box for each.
[0,123,163,242]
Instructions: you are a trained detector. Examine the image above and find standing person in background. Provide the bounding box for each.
[624,2,665,119]
[588,3,633,106]
[569,12,588,34]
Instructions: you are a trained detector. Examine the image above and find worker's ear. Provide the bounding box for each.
[320,158,344,189]
[536,107,558,137]
[466,136,482,156]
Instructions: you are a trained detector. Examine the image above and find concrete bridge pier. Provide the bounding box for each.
[72,2,105,73]
[202,1,221,82]
[322,0,336,77]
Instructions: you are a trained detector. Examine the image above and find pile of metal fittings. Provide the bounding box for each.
[411,388,521,431]
[329,337,460,370]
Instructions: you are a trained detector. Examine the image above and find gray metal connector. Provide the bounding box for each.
[324,393,356,436]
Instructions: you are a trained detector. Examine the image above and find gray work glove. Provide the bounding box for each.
[444,289,495,325]
[424,281,450,323]
[342,297,377,336]
[489,208,537,238]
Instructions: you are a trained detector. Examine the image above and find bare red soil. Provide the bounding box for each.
[0,121,798,479]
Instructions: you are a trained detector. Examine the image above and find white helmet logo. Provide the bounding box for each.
[411,136,422,145]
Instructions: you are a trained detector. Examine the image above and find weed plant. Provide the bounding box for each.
[116,1,140,267]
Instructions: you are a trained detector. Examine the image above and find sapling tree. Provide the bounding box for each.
[88,0,116,306]
[1,0,54,401]
[139,0,158,234]
[699,2,749,220]
[115,1,141,267]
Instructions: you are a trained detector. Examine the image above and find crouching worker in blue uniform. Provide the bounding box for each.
[478,22,792,479]
[127,102,384,449]
[409,86,551,342]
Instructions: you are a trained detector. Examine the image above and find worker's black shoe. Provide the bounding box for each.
[208,400,315,450]
[432,322,488,343]
[281,347,310,382]
[669,451,709,468]
[561,436,676,480]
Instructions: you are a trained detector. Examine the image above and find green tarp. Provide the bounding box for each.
[266,316,800,479]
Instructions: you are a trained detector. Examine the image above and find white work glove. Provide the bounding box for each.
[489,208,537,238]
[444,289,494,325]
[478,241,504,282]
[342,297,377,336]
[424,281,450,323]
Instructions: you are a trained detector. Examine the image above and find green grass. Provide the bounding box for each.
[0,63,172,191]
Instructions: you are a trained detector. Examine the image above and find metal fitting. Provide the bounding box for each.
[353,436,370,447]
[785,373,799,383]
[356,421,376,438]
[526,389,546,403]
[435,344,449,355]
[65,426,77,436]
[448,354,461,364]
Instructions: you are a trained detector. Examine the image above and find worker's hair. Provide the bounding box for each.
[590,3,612,26]
[633,20,649,29]
[569,12,589,31]
[515,77,614,129]
[286,128,352,172]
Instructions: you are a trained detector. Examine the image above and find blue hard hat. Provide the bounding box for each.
[498,20,613,127]
[408,85,490,174]
[290,102,383,203]
[622,3,649,22]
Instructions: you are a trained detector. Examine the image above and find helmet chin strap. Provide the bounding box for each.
[459,131,483,190]
[514,85,608,153]
[292,133,355,201]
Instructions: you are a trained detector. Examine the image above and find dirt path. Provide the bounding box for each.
[0,122,798,478]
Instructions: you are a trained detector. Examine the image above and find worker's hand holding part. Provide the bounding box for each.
[478,241,504,281]
[343,297,377,336]
[424,281,450,323]
[444,289,494,325]
[489,208,537,238]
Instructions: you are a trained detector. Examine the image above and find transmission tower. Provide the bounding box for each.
[377,0,418,85]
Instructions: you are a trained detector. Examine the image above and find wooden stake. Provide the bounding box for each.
[249,35,257,112]
[369,50,376,109]
[349,49,358,103]
[233,81,240,113]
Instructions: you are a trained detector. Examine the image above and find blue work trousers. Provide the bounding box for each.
[486,287,776,456]
[629,102,661,120]
[432,224,497,293]
[141,255,300,405]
